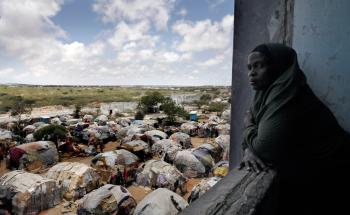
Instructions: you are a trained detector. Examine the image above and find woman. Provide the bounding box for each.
[240,43,350,215]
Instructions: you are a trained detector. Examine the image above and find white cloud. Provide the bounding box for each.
[93,0,175,30]
[173,14,234,52]
[0,0,233,86]
[108,21,159,50]
[178,8,187,17]
[209,0,226,9]
[198,55,225,67]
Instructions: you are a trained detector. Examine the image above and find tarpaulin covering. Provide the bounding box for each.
[174,150,206,178]
[169,132,192,149]
[76,184,136,215]
[133,188,188,215]
[47,162,100,201]
[188,177,221,203]
[144,130,168,143]
[0,170,62,215]
[136,160,186,190]
[151,139,182,163]
[11,141,59,172]
[121,140,150,154]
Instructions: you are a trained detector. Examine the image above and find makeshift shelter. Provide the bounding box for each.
[169,132,192,149]
[0,129,13,141]
[91,150,139,183]
[215,135,230,160]
[76,184,137,215]
[135,160,186,191]
[47,162,100,201]
[24,134,35,143]
[221,109,231,122]
[8,141,58,172]
[116,118,131,127]
[192,147,215,174]
[0,129,13,153]
[133,188,188,215]
[174,150,207,178]
[0,170,62,215]
[215,123,230,135]
[212,161,229,177]
[144,130,168,143]
[196,143,222,163]
[32,121,46,128]
[96,115,108,125]
[50,117,62,125]
[83,114,94,123]
[188,177,221,203]
[23,125,36,133]
[121,140,150,160]
[151,139,182,163]
[180,122,198,136]
[66,119,81,125]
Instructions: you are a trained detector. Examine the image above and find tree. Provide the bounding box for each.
[9,96,35,135]
[74,104,82,118]
[193,93,212,109]
[161,97,189,125]
[33,124,67,148]
[137,91,165,113]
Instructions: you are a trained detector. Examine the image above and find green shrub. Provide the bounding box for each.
[208,102,227,113]
[33,124,67,142]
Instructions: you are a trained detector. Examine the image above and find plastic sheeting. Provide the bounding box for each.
[169,132,192,149]
[14,141,59,172]
[0,170,62,215]
[215,123,230,135]
[76,184,136,215]
[23,125,36,133]
[151,139,182,163]
[121,140,150,154]
[92,150,139,167]
[136,160,186,190]
[212,161,229,177]
[188,177,221,203]
[174,150,206,178]
[215,135,230,161]
[180,122,198,136]
[133,188,188,215]
[196,143,223,163]
[47,162,100,201]
[144,130,168,143]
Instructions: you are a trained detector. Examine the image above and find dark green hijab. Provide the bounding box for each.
[251,43,307,124]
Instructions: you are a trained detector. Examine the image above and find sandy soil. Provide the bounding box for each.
[191,137,215,148]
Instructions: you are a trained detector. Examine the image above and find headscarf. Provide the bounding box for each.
[250,43,307,124]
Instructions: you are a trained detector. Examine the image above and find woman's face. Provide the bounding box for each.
[247,52,273,90]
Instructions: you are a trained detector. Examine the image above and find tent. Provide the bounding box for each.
[76,184,137,215]
[0,170,62,215]
[47,162,100,201]
[133,188,188,215]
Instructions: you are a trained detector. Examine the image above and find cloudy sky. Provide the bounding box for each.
[0,0,234,86]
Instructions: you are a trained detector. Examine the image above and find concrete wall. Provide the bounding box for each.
[293,0,350,132]
[230,0,293,168]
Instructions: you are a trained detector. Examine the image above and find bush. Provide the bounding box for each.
[208,102,227,113]
[137,91,165,113]
[33,124,67,142]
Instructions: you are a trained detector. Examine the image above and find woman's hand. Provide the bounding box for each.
[239,148,267,173]
[244,110,255,128]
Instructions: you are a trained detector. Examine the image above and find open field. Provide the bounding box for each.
[0,85,230,114]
